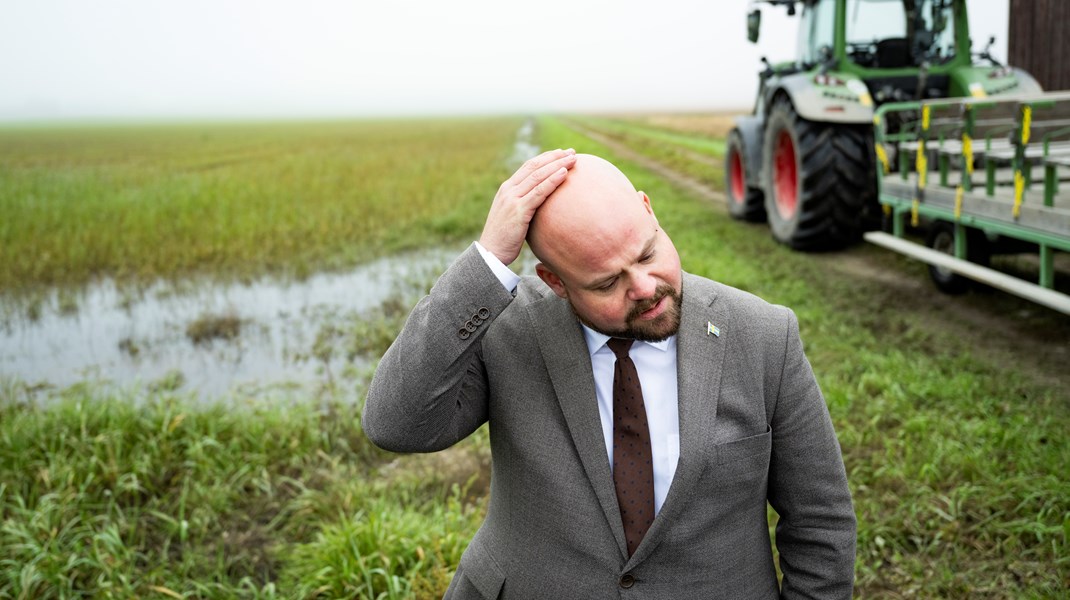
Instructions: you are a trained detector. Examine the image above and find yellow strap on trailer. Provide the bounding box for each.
[1013,170,1025,219]
[1010,105,1031,219]
[875,143,890,174]
[916,105,930,188]
[962,133,974,176]
[954,186,964,219]
[911,104,931,228]
[916,141,928,187]
[1021,105,1032,144]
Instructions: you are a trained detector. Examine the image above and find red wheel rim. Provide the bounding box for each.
[730,151,745,203]
[773,129,798,219]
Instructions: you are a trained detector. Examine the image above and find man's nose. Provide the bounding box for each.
[627,271,657,301]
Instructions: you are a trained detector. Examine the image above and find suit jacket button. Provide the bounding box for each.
[619,573,635,589]
[464,320,477,332]
[477,307,491,319]
[458,328,471,340]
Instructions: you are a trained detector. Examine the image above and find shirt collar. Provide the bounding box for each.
[580,323,674,357]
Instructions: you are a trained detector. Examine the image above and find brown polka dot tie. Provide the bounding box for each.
[607,337,655,557]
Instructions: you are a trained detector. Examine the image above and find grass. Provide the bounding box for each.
[0,118,521,292]
[1,115,1067,597]
[567,115,727,191]
[186,312,243,344]
[0,388,488,599]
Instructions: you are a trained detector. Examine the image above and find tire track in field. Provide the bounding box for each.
[561,117,1070,389]
[559,119,729,214]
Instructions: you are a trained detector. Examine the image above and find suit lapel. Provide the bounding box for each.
[628,273,728,567]
[528,293,629,560]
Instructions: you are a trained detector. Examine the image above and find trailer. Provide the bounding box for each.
[866,92,1070,314]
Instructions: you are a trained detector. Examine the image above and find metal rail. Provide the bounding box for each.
[870,91,1070,308]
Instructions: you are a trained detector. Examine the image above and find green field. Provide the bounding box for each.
[1,117,1067,598]
[0,119,519,291]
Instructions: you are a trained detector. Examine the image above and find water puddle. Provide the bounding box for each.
[509,119,540,168]
[0,246,462,399]
[0,122,543,401]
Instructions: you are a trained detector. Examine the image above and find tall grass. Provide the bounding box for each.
[0,388,488,598]
[0,119,520,291]
[567,115,726,190]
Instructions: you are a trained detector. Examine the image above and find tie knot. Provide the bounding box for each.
[606,337,634,359]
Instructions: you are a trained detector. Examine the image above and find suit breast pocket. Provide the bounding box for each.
[713,426,772,466]
[705,426,772,494]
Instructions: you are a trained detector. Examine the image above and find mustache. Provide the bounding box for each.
[628,284,677,320]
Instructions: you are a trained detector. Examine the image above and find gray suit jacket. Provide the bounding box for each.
[363,244,856,600]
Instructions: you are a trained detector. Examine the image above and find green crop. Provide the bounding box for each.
[0,118,520,292]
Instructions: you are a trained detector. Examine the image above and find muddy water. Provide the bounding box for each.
[509,120,540,168]
[0,122,541,400]
[0,247,456,398]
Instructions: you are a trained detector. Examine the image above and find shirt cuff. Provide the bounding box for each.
[474,241,521,294]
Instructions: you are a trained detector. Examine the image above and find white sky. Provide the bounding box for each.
[0,0,1008,122]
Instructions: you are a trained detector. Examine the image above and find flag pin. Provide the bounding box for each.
[707,321,720,337]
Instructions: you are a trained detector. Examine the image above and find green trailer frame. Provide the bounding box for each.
[868,91,1070,314]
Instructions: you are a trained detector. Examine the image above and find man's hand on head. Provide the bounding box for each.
[479,148,576,266]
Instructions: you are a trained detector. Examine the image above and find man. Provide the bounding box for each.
[363,150,856,599]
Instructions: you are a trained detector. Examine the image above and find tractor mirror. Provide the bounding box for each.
[747,9,761,43]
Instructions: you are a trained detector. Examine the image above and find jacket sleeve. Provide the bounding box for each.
[362,243,515,453]
[766,309,857,600]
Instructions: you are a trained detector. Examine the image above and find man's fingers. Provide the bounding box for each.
[480,149,575,265]
[522,166,569,208]
[506,148,576,187]
[514,153,576,198]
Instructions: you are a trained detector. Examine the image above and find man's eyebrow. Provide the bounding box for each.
[582,231,657,290]
[638,233,656,258]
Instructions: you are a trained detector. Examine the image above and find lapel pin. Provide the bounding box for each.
[707,321,720,337]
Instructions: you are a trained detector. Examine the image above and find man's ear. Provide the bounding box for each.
[535,263,568,299]
[638,191,659,223]
[639,190,652,212]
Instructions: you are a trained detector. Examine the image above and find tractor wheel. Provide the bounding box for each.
[926,221,990,294]
[725,130,765,222]
[762,98,878,250]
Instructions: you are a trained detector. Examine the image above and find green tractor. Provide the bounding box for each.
[727,0,1042,250]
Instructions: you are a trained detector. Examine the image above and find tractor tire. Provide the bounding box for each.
[926,221,990,295]
[725,130,766,222]
[762,98,878,250]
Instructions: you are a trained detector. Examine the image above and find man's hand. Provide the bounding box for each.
[479,148,577,266]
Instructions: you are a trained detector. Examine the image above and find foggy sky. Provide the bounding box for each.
[0,0,1009,122]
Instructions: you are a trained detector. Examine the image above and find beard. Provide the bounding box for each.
[570,283,683,343]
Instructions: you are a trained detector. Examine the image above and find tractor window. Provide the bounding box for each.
[845,0,957,68]
[914,0,956,64]
[797,0,836,67]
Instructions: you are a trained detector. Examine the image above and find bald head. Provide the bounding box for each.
[527,154,653,270]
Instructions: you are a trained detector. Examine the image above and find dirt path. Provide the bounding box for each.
[563,120,1070,390]
[564,120,729,212]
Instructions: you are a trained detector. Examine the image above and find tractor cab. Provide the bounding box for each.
[811,0,961,102]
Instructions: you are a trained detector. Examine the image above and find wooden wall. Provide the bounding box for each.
[1008,0,1070,91]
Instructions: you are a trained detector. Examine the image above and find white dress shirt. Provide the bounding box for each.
[475,241,681,515]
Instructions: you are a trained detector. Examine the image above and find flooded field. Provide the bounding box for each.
[1,247,454,397]
[0,119,541,400]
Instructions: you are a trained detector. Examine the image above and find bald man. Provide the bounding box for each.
[364,150,856,599]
